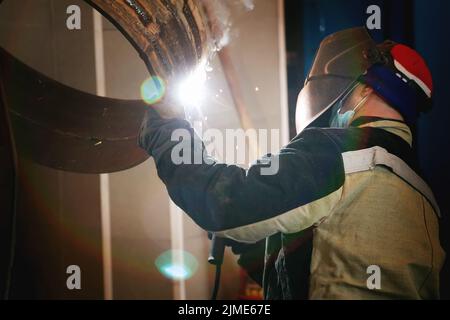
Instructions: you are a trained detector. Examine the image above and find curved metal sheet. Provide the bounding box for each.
[85,0,209,81]
[0,47,149,174]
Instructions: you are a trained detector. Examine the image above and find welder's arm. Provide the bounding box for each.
[138,109,344,243]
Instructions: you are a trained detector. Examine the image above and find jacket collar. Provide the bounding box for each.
[350,117,413,147]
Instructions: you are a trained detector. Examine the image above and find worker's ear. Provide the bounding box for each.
[361,85,373,97]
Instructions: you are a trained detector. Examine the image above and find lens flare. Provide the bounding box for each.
[155,250,199,281]
[161,265,189,280]
[140,76,166,105]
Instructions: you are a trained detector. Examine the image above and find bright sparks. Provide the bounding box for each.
[178,62,208,109]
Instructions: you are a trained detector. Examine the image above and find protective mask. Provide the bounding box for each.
[330,108,355,128]
[330,85,369,128]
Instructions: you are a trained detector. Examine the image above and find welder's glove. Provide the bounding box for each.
[138,79,195,156]
[147,79,186,120]
[139,107,188,157]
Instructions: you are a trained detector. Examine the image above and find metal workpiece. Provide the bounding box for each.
[85,0,210,81]
[0,48,149,174]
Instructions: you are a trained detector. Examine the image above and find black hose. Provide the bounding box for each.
[208,234,226,300]
[210,263,222,300]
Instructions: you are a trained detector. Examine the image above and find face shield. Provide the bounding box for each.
[295,27,382,133]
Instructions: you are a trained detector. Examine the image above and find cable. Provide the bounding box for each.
[208,234,226,300]
[210,263,222,300]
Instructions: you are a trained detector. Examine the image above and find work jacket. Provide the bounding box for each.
[139,114,445,299]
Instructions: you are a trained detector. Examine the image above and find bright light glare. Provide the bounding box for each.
[161,265,189,280]
[140,76,166,105]
[178,62,207,108]
[155,250,198,281]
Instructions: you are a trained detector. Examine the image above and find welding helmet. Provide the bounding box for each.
[295,27,382,133]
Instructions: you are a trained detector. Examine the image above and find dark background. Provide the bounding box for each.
[285,0,450,298]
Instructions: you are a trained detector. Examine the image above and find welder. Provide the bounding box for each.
[138,27,445,299]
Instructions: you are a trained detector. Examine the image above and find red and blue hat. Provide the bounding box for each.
[361,42,433,125]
